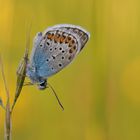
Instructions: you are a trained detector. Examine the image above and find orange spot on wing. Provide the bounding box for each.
[60,35,66,43]
[69,39,75,47]
[54,34,60,43]
[47,33,52,39]
[47,33,54,40]
[65,37,69,43]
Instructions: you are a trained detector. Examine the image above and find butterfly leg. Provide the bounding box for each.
[23,82,33,86]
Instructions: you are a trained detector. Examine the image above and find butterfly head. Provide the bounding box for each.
[38,79,47,90]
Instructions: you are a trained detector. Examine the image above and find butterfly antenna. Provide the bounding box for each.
[47,83,64,111]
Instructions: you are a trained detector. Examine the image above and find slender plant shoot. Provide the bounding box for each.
[0,56,11,140]
[11,24,31,112]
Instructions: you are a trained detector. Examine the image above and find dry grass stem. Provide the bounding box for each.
[0,56,11,140]
[11,24,31,112]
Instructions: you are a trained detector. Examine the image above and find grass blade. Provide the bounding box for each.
[11,23,31,112]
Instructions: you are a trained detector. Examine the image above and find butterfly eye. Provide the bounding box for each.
[62,56,64,59]
[38,80,47,90]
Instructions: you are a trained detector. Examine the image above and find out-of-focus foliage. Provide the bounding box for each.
[0,0,140,140]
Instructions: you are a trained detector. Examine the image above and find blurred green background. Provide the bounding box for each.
[0,0,140,140]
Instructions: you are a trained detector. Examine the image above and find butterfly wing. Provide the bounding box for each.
[30,24,90,78]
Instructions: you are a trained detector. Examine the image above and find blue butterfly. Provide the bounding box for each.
[26,24,90,90]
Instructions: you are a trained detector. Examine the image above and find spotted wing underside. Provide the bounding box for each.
[31,24,90,78]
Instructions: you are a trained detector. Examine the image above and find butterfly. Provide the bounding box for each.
[26,24,90,90]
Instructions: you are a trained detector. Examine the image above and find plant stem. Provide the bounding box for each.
[4,101,11,140]
[11,22,31,113]
[0,56,11,140]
